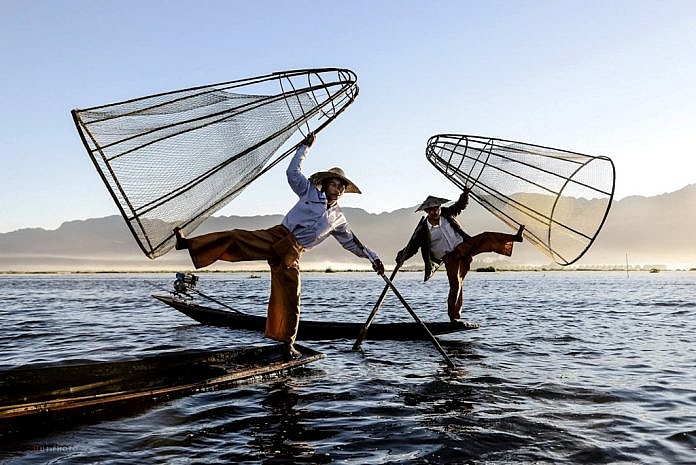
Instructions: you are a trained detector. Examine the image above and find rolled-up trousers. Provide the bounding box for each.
[185,224,304,344]
[441,232,516,321]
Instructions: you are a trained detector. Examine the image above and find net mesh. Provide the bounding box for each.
[426,134,615,266]
[72,68,358,259]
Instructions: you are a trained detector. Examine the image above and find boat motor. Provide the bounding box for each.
[173,272,198,296]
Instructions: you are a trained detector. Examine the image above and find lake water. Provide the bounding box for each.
[1,271,695,464]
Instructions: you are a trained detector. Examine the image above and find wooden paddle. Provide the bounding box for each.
[194,289,243,314]
[352,264,401,350]
[352,235,455,369]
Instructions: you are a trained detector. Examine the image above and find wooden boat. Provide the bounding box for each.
[0,344,322,430]
[154,294,479,340]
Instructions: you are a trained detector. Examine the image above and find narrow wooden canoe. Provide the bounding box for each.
[0,344,322,429]
[154,294,479,340]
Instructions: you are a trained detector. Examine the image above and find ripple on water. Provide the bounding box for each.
[2,272,696,464]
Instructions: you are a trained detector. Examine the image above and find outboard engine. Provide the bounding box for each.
[173,272,199,296]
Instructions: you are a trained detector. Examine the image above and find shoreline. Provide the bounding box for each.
[1,267,694,275]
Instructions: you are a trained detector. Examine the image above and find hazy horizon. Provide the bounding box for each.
[3,2,696,233]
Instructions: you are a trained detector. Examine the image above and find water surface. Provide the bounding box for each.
[1,271,695,464]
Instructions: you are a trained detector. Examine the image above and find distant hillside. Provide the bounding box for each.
[579,184,696,268]
[1,184,695,272]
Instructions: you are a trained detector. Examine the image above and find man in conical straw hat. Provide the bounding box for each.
[395,190,523,322]
[174,133,384,359]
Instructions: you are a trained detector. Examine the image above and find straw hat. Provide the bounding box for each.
[415,195,450,212]
[309,167,361,194]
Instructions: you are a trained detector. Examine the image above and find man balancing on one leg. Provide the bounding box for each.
[395,189,524,323]
[174,133,384,360]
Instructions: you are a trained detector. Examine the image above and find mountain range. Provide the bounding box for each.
[1,184,695,272]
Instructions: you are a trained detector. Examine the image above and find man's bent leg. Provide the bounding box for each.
[186,225,289,269]
[463,232,516,258]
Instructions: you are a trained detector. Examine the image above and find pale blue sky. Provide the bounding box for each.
[1,0,695,233]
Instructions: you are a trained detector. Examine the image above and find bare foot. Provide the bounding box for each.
[515,224,525,243]
[174,227,188,250]
[282,343,301,361]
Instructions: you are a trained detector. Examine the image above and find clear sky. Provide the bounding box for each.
[2,0,695,233]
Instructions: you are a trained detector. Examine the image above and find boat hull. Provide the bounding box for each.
[154,294,479,341]
[0,344,322,430]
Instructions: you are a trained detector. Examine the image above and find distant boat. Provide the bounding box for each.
[649,268,660,273]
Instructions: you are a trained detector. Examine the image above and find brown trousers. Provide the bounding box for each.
[442,232,515,321]
[186,225,304,344]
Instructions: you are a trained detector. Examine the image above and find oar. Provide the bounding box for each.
[352,235,455,369]
[352,264,401,351]
[374,271,455,369]
[194,289,243,314]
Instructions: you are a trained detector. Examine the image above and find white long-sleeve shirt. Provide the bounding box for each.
[428,218,464,260]
[281,145,379,261]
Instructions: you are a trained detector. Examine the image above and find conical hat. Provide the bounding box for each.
[415,195,450,212]
[309,167,361,194]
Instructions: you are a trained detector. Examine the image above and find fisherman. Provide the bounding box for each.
[174,133,384,360]
[395,190,524,323]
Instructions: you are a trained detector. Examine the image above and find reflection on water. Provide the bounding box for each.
[1,271,695,464]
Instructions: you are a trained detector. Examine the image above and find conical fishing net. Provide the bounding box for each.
[426,134,615,266]
[72,68,358,259]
